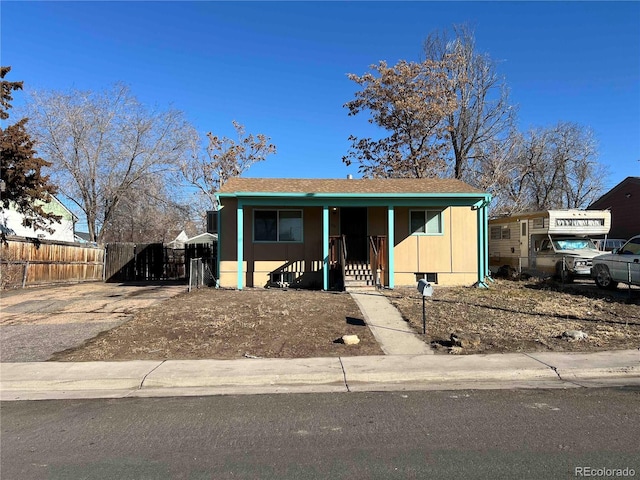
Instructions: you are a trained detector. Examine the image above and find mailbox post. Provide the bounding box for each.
[417,279,433,335]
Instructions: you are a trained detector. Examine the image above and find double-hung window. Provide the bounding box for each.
[254,210,303,242]
[410,210,443,235]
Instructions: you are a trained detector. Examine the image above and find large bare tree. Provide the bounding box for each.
[465,129,528,215]
[101,175,193,243]
[517,122,606,211]
[342,59,457,178]
[180,120,276,210]
[478,122,607,215]
[25,84,197,242]
[423,24,516,180]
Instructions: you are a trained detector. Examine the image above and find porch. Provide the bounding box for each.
[329,234,387,291]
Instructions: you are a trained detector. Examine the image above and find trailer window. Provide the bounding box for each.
[491,226,510,240]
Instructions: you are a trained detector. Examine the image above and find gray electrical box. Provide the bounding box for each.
[417,279,433,297]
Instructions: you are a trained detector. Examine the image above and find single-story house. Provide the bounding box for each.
[215,177,492,290]
[0,195,77,243]
[588,176,639,240]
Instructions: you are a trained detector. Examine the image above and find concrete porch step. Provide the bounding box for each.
[345,274,374,281]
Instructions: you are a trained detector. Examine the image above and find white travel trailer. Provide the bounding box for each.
[489,209,611,281]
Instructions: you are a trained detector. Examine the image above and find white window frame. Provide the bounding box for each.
[253,209,304,243]
[410,209,444,236]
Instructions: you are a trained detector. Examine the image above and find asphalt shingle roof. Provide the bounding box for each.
[218,177,484,195]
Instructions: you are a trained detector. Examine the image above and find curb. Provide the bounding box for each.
[1,350,638,401]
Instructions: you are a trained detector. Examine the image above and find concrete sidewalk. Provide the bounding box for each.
[1,349,638,401]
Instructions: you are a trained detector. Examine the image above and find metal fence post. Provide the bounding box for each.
[22,261,29,288]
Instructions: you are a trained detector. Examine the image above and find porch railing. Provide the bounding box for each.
[330,234,386,289]
[369,235,386,288]
[329,235,348,290]
[339,234,347,286]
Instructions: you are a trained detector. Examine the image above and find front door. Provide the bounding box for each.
[340,207,368,262]
[520,220,530,268]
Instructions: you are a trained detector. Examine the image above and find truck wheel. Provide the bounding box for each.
[555,263,573,283]
[594,265,618,290]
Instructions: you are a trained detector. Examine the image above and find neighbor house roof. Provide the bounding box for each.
[588,176,640,209]
[218,177,484,195]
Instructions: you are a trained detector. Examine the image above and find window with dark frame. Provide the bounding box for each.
[254,210,303,242]
[410,210,443,235]
[415,272,438,284]
[491,225,510,240]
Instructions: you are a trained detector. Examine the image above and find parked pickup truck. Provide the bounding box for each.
[591,235,640,289]
[535,236,603,282]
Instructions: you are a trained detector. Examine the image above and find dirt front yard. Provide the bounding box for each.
[385,280,640,354]
[50,279,640,361]
[52,289,384,361]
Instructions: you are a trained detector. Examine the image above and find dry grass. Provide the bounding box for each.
[52,288,384,361]
[384,279,640,354]
[52,279,640,361]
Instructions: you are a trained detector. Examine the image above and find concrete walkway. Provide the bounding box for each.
[1,349,638,401]
[350,291,433,355]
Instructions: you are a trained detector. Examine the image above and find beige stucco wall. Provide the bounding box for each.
[219,201,480,289]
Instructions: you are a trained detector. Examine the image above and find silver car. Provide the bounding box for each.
[591,235,640,289]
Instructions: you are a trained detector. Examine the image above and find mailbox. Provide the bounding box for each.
[417,279,433,297]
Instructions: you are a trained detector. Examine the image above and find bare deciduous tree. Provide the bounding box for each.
[423,24,516,181]
[180,120,276,209]
[518,122,606,210]
[101,176,194,243]
[466,129,528,215]
[25,84,198,242]
[481,122,607,215]
[343,59,457,178]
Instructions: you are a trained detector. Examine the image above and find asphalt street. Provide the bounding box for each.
[2,387,639,479]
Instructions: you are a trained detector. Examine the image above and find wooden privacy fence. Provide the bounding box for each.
[104,242,213,282]
[104,243,173,282]
[1,238,216,287]
[0,236,105,289]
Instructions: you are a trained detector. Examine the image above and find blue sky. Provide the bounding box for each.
[2,1,639,196]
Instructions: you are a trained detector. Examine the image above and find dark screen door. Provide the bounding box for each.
[340,207,368,262]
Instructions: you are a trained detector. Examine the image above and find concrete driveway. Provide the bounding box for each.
[1,282,187,362]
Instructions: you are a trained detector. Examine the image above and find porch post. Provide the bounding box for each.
[387,205,395,289]
[476,204,482,285]
[322,205,329,290]
[216,205,222,288]
[474,201,489,288]
[237,200,244,290]
[483,205,490,280]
